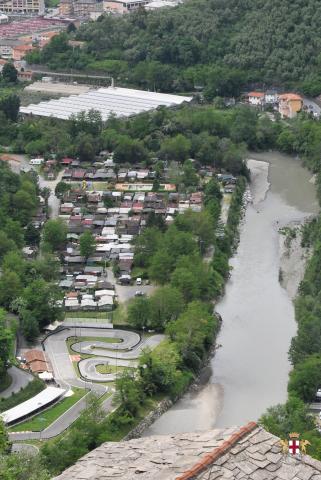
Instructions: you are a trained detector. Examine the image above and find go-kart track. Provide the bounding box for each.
[8,325,164,441]
[44,325,164,386]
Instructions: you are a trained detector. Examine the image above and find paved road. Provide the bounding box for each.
[106,267,156,303]
[0,367,33,399]
[303,97,321,117]
[9,391,91,441]
[6,154,62,219]
[9,391,114,441]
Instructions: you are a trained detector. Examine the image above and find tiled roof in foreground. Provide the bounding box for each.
[54,423,321,480]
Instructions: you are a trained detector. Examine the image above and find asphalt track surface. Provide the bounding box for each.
[9,326,164,440]
[44,327,164,384]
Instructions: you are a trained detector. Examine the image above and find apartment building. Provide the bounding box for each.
[0,0,45,15]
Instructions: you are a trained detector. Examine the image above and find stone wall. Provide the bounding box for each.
[123,398,173,440]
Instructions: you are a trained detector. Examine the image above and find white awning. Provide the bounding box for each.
[1,387,65,424]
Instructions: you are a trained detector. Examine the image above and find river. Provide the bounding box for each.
[144,151,319,435]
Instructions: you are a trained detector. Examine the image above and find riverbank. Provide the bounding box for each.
[279,225,313,300]
[143,151,318,436]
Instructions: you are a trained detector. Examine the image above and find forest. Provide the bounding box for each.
[26,0,321,95]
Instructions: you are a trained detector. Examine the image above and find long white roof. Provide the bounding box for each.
[1,386,65,424]
[20,86,192,121]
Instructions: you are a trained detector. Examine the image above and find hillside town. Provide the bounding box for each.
[2,0,321,479]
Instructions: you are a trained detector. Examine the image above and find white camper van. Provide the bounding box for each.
[30,158,44,165]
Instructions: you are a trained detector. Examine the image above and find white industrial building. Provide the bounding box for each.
[20,86,192,121]
[1,386,65,425]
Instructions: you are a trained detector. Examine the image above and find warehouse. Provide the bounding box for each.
[20,86,192,121]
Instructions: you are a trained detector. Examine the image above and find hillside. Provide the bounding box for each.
[28,0,321,95]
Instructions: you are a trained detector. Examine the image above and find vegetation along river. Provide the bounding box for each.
[145,151,319,435]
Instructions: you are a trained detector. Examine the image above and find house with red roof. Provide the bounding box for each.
[247,91,265,106]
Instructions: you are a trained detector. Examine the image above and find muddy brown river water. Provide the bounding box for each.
[144,151,319,435]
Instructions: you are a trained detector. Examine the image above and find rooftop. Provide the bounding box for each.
[279,93,303,101]
[20,86,192,121]
[1,386,65,424]
[53,423,321,480]
[248,92,265,97]
[0,18,67,40]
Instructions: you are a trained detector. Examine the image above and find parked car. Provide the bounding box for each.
[136,277,142,286]
[135,291,145,297]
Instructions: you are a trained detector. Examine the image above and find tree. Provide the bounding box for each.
[67,22,76,33]
[0,452,50,480]
[79,231,96,259]
[2,251,25,279]
[166,301,217,366]
[0,271,22,309]
[0,231,17,262]
[0,309,12,382]
[134,227,162,269]
[171,266,201,302]
[12,189,37,225]
[114,370,144,416]
[55,181,71,198]
[76,134,95,162]
[42,219,67,252]
[181,160,198,188]
[260,396,315,439]
[21,309,40,341]
[25,223,40,246]
[148,249,173,284]
[288,355,321,402]
[0,94,20,122]
[127,296,150,329]
[22,279,63,329]
[113,137,148,164]
[2,63,17,83]
[139,342,181,394]
[149,286,184,329]
[160,134,191,162]
[0,419,11,454]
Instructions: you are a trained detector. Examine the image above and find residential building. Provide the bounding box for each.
[103,0,149,13]
[73,0,103,17]
[18,70,33,81]
[278,93,303,118]
[264,89,278,104]
[247,91,265,106]
[12,44,34,60]
[59,0,73,14]
[0,39,21,60]
[145,0,178,9]
[0,13,8,23]
[0,0,45,15]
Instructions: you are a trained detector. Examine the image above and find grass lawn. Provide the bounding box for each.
[0,372,12,393]
[9,388,86,432]
[66,336,122,355]
[112,303,128,326]
[95,364,129,375]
